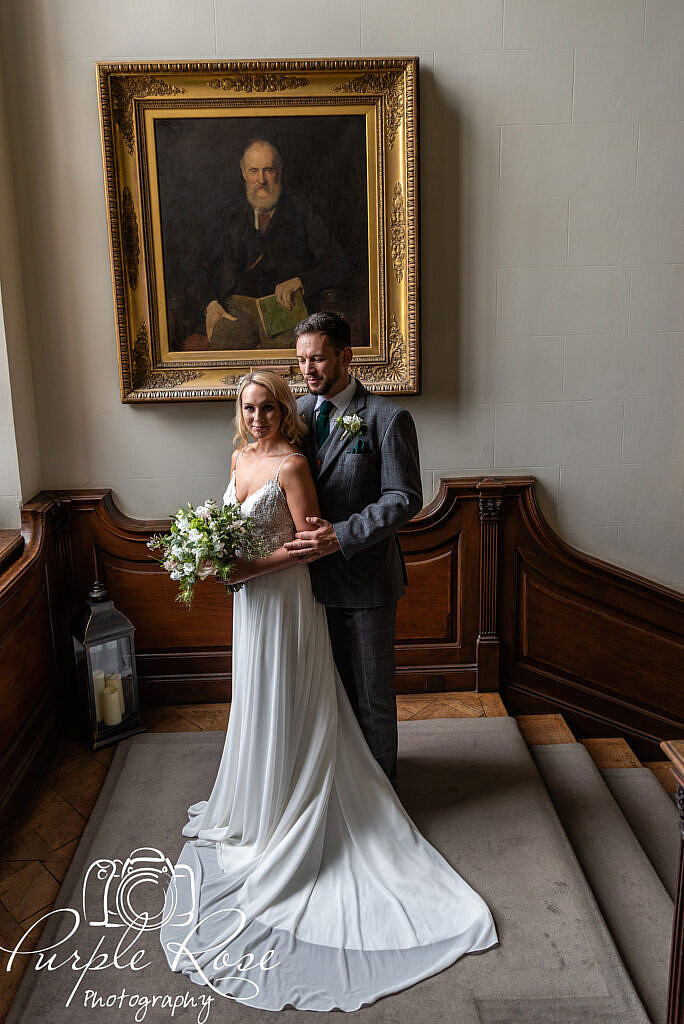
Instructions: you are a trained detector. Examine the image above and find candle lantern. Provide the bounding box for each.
[71,580,145,749]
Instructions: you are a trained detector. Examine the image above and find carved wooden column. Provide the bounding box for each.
[662,740,684,1024]
[45,496,82,716]
[476,482,503,692]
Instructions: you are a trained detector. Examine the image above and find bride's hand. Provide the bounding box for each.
[226,558,253,585]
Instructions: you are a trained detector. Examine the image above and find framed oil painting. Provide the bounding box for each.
[96,58,419,401]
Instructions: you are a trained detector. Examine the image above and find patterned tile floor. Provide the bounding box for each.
[0,692,674,1021]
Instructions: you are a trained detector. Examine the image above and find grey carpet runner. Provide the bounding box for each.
[601,765,679,900]
[531,742,673,1024]
[6,718,650,1023]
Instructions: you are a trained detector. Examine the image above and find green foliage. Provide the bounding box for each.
[147,498,266,609]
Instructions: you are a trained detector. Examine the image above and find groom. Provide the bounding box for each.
[284,312,422,787]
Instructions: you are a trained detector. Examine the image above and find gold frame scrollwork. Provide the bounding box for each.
[97,58,420,402]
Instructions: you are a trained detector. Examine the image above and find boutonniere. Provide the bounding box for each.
[335,412,366,439]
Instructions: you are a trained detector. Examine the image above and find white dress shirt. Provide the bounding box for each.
[314,376,358,430]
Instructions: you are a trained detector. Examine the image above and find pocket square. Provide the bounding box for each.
[351,438,369,453]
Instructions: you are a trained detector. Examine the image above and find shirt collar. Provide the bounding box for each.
[315,376,357,415]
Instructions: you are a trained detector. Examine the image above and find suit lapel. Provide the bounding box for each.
[297,394,317,465]
[317,379,368,483]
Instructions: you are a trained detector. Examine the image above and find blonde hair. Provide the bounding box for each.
[233,371,308,448]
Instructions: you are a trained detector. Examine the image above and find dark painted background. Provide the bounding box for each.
[154,113,370,350]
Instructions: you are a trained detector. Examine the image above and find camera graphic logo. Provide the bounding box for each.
[82,847,197,932]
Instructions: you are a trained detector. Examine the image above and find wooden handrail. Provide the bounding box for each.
[0,505,62,826]
[661,740,684,1024]
[0,529,23,574]
[663,742,684,784]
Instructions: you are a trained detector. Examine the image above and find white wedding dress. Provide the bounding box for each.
[160,455,499,1011]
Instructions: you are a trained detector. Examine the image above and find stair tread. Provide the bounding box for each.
[583,738,641,770]
[530,741,673,1024]
[516,713,576,745]
[600,766,679,900]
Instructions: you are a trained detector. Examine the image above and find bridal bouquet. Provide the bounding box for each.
[147,499,265,608]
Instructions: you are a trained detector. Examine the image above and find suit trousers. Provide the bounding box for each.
[324,603,398,784]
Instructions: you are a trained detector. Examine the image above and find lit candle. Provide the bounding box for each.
[103,686,122,726]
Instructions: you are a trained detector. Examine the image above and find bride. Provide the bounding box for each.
[159,370,499,1011]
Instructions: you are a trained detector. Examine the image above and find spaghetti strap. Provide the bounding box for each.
[275,451,307,482]
[232,446,247,480]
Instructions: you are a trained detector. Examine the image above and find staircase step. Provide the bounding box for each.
[582,737,641,769]
[530,741,673,1024]
[599,766,680,900]
[516,713,576,745]
[580,737,679,893]
[645,760,678,799]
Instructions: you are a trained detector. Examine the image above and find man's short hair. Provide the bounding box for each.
[294,312,351,352]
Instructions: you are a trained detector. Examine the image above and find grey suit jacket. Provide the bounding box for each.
[297,379,422,608]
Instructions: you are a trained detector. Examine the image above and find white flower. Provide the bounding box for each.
[154,493,265,603]
[336,412,366,438]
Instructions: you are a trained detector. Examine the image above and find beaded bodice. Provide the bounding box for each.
[222,452,305,556]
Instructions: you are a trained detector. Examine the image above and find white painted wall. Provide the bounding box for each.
[0,61,40,526]
[0,288,22,527]
[0,0,682,589]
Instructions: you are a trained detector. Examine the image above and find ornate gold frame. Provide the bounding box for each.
[96,59,419,402]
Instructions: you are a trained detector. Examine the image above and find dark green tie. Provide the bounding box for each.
[315,400,334,448]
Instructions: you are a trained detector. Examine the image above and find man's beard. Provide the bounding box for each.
[246,180,282,212]
[306,362,344,395]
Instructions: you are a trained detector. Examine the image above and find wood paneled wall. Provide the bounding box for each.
[0,501,68,825]
[3,476,683,823]
[54,479,684,757]
[494,479,684,760]
[48,484,501,705]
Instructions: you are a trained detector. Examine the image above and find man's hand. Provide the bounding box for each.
[274,277,303,311]
[206,299,237,339]
[284,517,340,563]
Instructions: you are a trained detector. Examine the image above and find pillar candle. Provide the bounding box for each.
[103,686,122,727]
[92,670,106,721]
[106,672,125,715]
